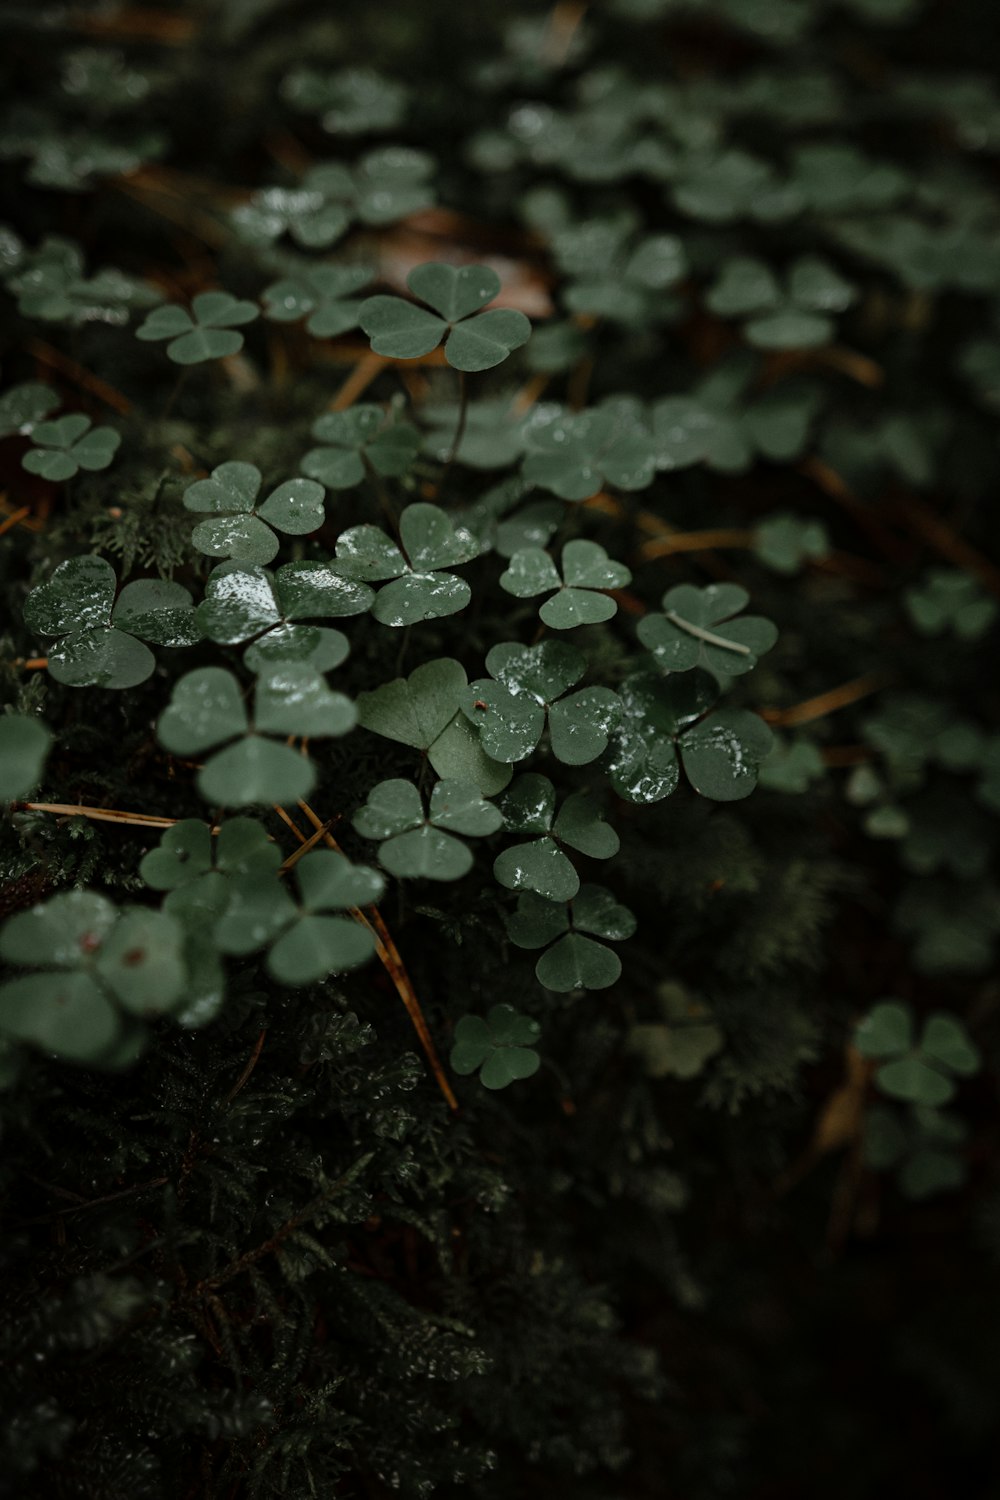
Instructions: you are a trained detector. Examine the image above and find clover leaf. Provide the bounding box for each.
[353,777,502,880]
[234,149,435,249]
[493,773,619,901]
[450,1004,541,1089]
[672,148,799,225]
[605,669,774,803]
[157,665,354,806]
[214,851,383,986]
[0,890,188,1064]
[505,884,636,992]
[183,462,325,565]
[5,234,161,324]
[864,1103,969,1201]
[0,381,59,438]
[302,405,420,489]
[627,981,725,1080]
[136,291,259,364]
[359,262,530,372]
[139,817,280,896]
[905,569,998,642]
[758,736,827,794]
[282,67,408,135]
[855,1000,981,1106]
[753,514,830,574]
[461,640,620,766]
[652,356,824,475]
[638,584,778,678]
[550,211,687,325]
[895,880,1000,976]
[197,560,370,673]
[22,414,120,481]
[706,255,856,350]
[261,264,373,337]
[500,539,631,629]
[355,657,511,797]
[24,555,201,689]
[334,503,480,626]
[521,400,658,499]
[0,714,51,800]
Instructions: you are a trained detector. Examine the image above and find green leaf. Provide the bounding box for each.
[0,715,51,800]
[875,1056,955,1107]
[494,837,580,902]
[357,658,467,750]
[407,263,501,321]
[450,1004,541,1089]
[498,774,556,835]
[855,1000,913,1058]
[269,916,375,985]
[535,932,621,991]
[0,971,121,1062]
[254,665,355,739]
[199,736,315,807]
[443,308,531,372]
[25,554,116,636]
[49,627,155,690]
[553,791,619,858]
[0,381,59,438]
[261,264,373,337]
[0,889,117,968]
[428,779,502,835]
[426,713,512,796]
[679,709,775,802]
[95,909,187,1016]
[921,1014,980,1075]
[138,820,212,890]
[303,405,419,487]
[379,825,473,881]
[358,296,446,359]
[157,668,249,755]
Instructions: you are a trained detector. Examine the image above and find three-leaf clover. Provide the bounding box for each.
[302,405,420,489]
[855,1000,981,1106]
[197,560,370,672]
[627,981,724,1080]
[136,291,259,364]
[521,400,658,499]
[359,263,530,372]
[183,462,325,564]
[905,569,998,642]
[706,255,856,349]
[0,890,188,1064]
[22,414,120,481]
[233,149,435,248]
[605,669,774,803]
[356,657,512,797]
[353,777,502,880]
[157,665,354,805]
[461,640,620,766]
[261,264,374,337]
[0,714,51,801]
[550,211,687,325]
[5,233,161,324]
[450,1004,541,1089]
[214,851,383,985]
[281,67,408,135]
[139,817,280,900]
[500,539,632,628]
[638,584,778,678]
[505,885,636,992]
[334,503,480,626]
[493,773,619,901]
[24,555,201,688]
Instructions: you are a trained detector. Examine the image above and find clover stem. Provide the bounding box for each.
[161,366,190,421]
[438,369,468,498]
[362,451,396,529]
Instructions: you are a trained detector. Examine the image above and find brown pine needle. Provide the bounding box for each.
[278,817,335,872]
[638,529,754,560]
[28,340,132,414]
[330,350,388,410]
[15,802,181,829]
[760,674,889,728]
[0,507,31,538]
[294,800,459,1112]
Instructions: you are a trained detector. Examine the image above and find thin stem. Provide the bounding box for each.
[362,451,396,528]
[437,369,468,499]
[161,365,191,421]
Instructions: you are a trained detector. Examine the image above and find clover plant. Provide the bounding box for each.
[136,292,259,364]
[183,462,326,564]
[22,414,120,480]
[359,263,530,372]
[450,1005,541,1089]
